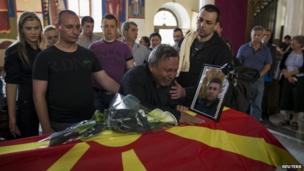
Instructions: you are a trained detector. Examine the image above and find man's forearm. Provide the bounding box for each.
[260,64,271,77]
[34,95,52,132]
[94,71,120,93]
[6,84,17,123]
[103,78,120,93]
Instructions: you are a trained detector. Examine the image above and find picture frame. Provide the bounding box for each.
[102,0,126,24]
[128,0,145,18]
[190,65,229,120]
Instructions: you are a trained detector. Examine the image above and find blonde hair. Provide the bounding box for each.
[17,12,42,66]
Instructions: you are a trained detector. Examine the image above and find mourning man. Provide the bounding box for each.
[121,44,182,119]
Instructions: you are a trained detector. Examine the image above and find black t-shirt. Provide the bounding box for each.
[120,64,181,119]
[32,45,102,123]
[194,98,219,117]
[4,42,41,101]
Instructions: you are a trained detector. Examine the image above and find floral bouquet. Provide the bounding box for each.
[45,94,177,146]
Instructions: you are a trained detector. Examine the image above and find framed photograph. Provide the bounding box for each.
[128,0,145,18]
[102,0,126,24]
[190,65,229,120]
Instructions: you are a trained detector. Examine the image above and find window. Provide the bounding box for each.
[67,0,102,32]
[154,10,177,26]
[154,9,178,45]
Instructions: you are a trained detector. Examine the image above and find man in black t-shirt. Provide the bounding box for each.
[33,10,119,133]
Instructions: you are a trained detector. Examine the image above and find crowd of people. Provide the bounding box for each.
[1,4,303,139]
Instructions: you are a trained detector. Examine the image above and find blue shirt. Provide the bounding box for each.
[237,42,272,71]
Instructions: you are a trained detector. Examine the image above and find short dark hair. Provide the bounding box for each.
[284,35,291,40]
[200,4,220,22]
[148,44,178,66]
[251,25,264,32]
[121,21,137,32]
[57,10,78,24]
[208,77,222,87]
[141,36,150,47]
[102,14,118,26]
[81,16,94,26]
[173,27,182,33]
[149,32,162,41]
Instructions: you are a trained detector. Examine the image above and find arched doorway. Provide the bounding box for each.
[152,2,190,45]
[153,8,178,45]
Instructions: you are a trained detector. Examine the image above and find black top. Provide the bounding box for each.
[177,32,232,104]
[4,42,41,101]
[194,98,219,117]
[0,78,3,97]
[279,42,290,52]
[266,43,278,79]
[120,64,181,119]
[32,45,102,123]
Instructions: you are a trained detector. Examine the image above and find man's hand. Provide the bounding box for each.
[287,76,297,84]
[94,70,120,93]
[282,69,291,79]
[9,119,21,137]
[170,80,186,99]
[42,127,54,134]
[177,105,205,125]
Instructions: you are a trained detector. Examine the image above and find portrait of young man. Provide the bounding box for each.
[193,77,222,117]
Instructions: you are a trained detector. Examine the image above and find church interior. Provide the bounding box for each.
[0,0,303,169]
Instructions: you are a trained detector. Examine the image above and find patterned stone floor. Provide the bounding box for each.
[264,113,304,165]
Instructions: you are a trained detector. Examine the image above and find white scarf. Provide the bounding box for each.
[177,31,198,76]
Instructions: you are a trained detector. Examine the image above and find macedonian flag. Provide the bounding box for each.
[0,108,300,171]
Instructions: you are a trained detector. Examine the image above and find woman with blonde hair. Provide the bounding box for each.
[4,12,43,137]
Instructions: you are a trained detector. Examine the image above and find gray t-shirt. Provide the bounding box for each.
[77,34,101,48]
[132,43,150,65]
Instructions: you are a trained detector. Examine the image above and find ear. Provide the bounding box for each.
[215,22,220,29]
[123,30,127,36]
[55,23,61,31]
[148,64,156,73]
[148,64,153,71]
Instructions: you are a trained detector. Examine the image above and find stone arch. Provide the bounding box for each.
[159,2,190,29]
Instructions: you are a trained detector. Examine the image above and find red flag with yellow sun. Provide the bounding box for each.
[0,108,300,171]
